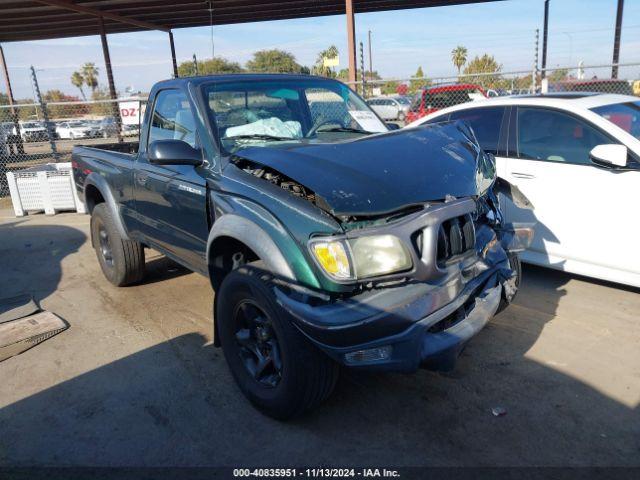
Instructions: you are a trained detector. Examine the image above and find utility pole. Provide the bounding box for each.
[345,0,357,86]
[98,17,122,143]
[541,0,549,79]
[359,41,365,97]
[368,30,373,81]
[0,44,24,156]
[532,29,539,92]
[612,0,624,79]
[30,65,58,160]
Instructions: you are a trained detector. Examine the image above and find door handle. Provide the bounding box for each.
[511,172,535,179]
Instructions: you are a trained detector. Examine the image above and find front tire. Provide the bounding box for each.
[216,265,338,420]
[90,203,145,286]
[497,253,521,313]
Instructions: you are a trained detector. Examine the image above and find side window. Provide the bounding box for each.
[149,90,197,149]
[422,113,450,124]
[517,107,612,165]
[306,88,351,127]
[449,107,505,154]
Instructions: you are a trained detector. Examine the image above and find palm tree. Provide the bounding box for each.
[314,45,339,77]
[451,46,468,76]
[81,62,99,94]
[70,71,86,100]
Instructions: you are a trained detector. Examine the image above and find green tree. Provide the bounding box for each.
[81,62,99,93]
[409,66,430,93]
[336,68,350,80]
[245,49,303,73]
[451,45,468,75]
[462,54,502,88]
[313,45,339,77]
[380,81,399,95]
[70,71,86,100]
[90,87,117,116]
[43,90,87,118]
[177,56,243,77]
[548,68,570,82]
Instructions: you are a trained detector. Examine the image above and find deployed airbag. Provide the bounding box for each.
[226,117,302,139]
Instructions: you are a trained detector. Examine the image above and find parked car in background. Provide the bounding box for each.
[510,88,533,95]
[367,96,411,121]
[16,121,48,142]
[121,123,139,137]
[406,84,487,123]
[72,73,529,419]
[56,121,100,140]
[487,88,509,97]
[550,79,633,96]
[98,117,118,138]
[408,93,640,287]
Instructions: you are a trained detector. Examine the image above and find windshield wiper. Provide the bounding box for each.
[224,134,295,142]
[315,126,372,134]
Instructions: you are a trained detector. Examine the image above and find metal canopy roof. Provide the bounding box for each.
[0,0,499,42]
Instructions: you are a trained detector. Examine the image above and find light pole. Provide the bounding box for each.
[368,30,373,81]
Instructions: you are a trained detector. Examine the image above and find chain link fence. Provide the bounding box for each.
[1,97,147,197]
[353,63,640,123]
[2,62,638,198]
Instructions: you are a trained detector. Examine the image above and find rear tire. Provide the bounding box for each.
[216,264,338,420]
[90,203,145,286]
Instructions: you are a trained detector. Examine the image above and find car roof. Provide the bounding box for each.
[154,73,340,89]
[412,93,639,122]
[423,83,483,92]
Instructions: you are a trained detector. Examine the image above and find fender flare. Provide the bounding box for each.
[83,173,130,241]
[206,214,295,284]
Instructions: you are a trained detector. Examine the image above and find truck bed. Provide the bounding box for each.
[79,141,139,155]
[71,142,139,200]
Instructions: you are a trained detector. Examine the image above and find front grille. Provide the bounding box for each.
[436,214,475,265]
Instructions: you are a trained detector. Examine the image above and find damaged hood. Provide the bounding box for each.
[233,121,496,216]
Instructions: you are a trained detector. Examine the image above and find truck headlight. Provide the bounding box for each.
[349,235,412,278]
[310,235,412,281]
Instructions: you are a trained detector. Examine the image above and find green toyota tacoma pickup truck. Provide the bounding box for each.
[72,74,532,419]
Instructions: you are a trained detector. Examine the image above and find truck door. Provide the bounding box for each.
[133,88,209,274]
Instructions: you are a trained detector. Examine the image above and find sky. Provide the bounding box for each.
[2,0,639,100]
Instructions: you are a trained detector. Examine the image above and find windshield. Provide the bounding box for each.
[22,122,39,128]
[69,122,85,127]
[395,96,411,105]
[591,101,640,140]
[203,78,388,153]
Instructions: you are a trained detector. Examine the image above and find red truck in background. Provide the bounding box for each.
[406,83,487,123]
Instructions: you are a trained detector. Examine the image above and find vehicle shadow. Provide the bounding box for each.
[141,255,191,285]
[0,220,86,303]
[0,263,637,467]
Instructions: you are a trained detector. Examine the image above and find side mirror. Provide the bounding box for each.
[148,140,203,166]
[590,144,628,168]
[386,123,401,131]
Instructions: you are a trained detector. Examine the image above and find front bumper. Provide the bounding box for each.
[275,261,510,373]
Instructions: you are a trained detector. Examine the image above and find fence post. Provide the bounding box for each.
[30,66,58,161]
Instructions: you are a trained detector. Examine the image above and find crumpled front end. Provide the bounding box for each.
[274,187,532,373]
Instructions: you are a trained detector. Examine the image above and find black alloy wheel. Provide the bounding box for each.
[233,299,283,388]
